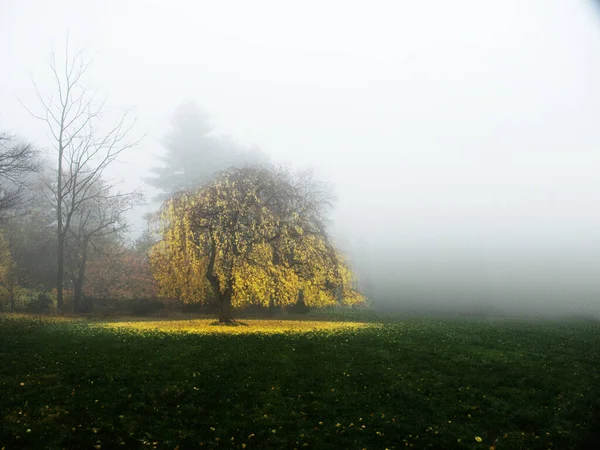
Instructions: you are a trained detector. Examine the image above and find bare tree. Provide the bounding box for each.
[0,132,41,217]
[22,42,142,311]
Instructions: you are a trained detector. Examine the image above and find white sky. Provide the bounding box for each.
[2,0,600,313]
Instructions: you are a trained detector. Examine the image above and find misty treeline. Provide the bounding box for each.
[0,47,364,318]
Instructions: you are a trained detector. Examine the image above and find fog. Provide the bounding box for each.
[2,0,600,316]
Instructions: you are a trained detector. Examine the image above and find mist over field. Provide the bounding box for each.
[1,0,600,316]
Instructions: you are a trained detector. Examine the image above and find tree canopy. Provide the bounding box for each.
[150,165,364,321]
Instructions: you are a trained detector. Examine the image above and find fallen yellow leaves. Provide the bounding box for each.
[101,319,375,335]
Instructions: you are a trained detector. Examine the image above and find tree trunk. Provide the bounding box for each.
[295,289,309,314]
[218,289,233,323]
[73,276,83,312]
[206,233,235,323]
[73,245,88,313]
[57,236,64,311]
[267,296,276,316]
[207,273,234,323]
[56,129,64,312]
[9,290,15,313]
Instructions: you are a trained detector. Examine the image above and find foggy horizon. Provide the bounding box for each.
[2,0,600,316]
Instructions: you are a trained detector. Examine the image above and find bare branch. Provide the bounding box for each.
[20,39,143,311]
[0,133,41,218]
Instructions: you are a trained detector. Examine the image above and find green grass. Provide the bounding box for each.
[1,314,600,449]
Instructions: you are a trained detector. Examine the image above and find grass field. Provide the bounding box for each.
[1,314,600,449]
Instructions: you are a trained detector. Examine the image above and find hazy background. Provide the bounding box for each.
[1,0,600,316]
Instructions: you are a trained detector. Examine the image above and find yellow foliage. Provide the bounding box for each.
[150,167,365,311]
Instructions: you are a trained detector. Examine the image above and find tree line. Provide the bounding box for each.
[0,45,364,319]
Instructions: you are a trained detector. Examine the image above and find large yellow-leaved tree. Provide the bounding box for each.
[150,166,364,321]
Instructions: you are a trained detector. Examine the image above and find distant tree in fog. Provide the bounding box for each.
[22,42,141,311]
[63,178,143,312]
[145,101,266,200]
[0,132,40,217]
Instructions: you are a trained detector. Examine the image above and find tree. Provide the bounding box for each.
[0,169,55,311]
[145,101,266,200]
[65,179,143,312]
[0,132,40,217]
[83,237,158,306]
[0,231,20,311]
[1,207,57,292]
[151,165,364,322]
[24,43,141,311]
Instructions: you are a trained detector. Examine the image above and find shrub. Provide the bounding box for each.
[16,289,54,313]
[182,302,219,314]
[36,292,53,311]
[129,298,166,316]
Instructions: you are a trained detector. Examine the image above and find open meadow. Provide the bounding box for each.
[1,314,600,449]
